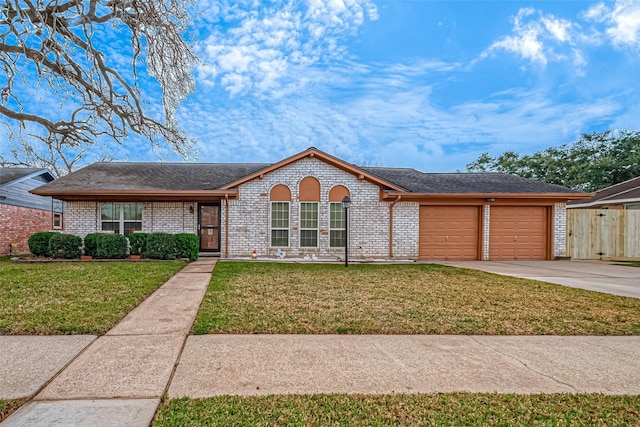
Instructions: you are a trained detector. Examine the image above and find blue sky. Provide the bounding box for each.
[4,0,640,172]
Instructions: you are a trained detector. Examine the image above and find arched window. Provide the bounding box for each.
[299,177,320,247]
[329,186,350,248]
[270,185,291,247]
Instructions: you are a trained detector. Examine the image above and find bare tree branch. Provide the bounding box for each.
[0,0,198,174]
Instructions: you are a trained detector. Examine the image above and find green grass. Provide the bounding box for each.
[0,259,185,335]
[154,393,640,426]
[193,262,640,335]
[0,399,24,422]
[617,261,640,268]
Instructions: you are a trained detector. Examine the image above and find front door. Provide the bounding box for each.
[199,204,220,252]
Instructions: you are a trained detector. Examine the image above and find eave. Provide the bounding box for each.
[28,189,239,202]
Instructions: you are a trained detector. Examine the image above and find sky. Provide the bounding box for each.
[4,0,640,172]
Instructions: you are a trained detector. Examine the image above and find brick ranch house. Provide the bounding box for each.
[31,148,590,260]
[1,167,64,255]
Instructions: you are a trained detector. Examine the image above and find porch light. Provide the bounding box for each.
[342,196,351,267]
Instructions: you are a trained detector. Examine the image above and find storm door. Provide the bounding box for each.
[198,203,220,251]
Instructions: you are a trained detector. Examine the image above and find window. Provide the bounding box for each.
[625,204,640,210]
[271,202,290,247]
[53,213,62,229]
[270,185,291,247]
[101,203,142,236]
[329,203,346,247]
[300,202,318,247]
[328,185,350,248]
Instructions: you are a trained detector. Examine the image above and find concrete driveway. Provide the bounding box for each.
[438,260,640,298]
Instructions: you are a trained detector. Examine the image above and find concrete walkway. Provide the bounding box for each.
[437,260,640,298]
[3,259,216,427]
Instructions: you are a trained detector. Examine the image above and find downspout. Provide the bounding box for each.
[225,194,229,258]
[389,195,401,257]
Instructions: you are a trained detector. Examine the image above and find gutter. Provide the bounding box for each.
[389,195,401,257]
[380,192,593,201]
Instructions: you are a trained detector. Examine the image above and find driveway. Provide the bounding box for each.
[437,260,640,299]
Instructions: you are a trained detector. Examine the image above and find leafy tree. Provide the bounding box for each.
[0,0,197,175]
[466,130,640,192]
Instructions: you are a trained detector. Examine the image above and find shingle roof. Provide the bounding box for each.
[568,176,640,206]
[34,162,270,192]
[361,167,583,194]
[33,160,582,195]
[0,167,50,186]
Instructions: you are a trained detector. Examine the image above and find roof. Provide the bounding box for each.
[568,176,640,208]
[0,167,53,186]
[361,168,584,194]
[31,148,587,201]
[32,162,269,192]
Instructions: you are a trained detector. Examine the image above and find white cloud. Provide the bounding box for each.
[480,8,585,69]
[195,0,377,96]
[175,62,622,172]
[583,0,640,48]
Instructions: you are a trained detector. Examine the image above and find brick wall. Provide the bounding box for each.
[553,202,567,258]
[223,157,420,259]
[65,201,197,238]
[0,204,55,255]
[482,204,490,260]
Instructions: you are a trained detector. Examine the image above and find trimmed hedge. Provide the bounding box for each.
[83,233,102,257]
[49,234,82,259]
[175,233,199,261]
[128,232,148,256]
[28,231,58,257]
[145,233,176,260]
[96,233,128,259]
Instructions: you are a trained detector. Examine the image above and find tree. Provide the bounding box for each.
[0,0,197,175]
[466,130,640,192]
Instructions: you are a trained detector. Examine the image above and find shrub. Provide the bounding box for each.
[49,233,82,259]
[145,232,176,260]
[96,234,128,259]
[175,233,199,261]
[83,233,103,257]
[28,231,58,257]
[128,232,148,256]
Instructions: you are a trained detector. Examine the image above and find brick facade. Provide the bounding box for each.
[0,204,59,255]
[222,157,419,259]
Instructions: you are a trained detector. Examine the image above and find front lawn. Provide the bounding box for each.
[0,260,185,335]
[193,262,640,335]
[154,393,640,426]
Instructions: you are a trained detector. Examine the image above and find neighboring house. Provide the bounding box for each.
[566,177,640,260]
[0,167,64,255]
[567,176,640,210]
[31,148,588,260]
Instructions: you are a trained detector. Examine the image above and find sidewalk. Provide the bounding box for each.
[169,335,640,397]
[3,259,216,427]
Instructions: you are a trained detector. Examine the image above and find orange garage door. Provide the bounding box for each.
[489,206,548,260]
[419,206,479,260]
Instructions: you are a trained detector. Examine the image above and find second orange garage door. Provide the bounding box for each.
[419,206,480,260]
[489,206,548,260]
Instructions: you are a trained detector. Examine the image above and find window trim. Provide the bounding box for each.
[100,203,143,236]
[329,202,346,248]
[52,213,62,229]
[270,201,290,248]
[299,201,319,248]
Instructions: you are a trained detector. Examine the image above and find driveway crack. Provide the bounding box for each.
[468,336,578,392]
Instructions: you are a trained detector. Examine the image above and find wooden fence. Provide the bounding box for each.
[567,209,640,260]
